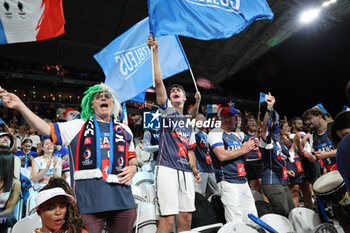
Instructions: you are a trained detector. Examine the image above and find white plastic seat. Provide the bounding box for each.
[260,214,294,233]
[25,192,38,216]
[12,197,23,221]
[218,221,259,233]
[288,207,321,233]
[191,223,223,232]
[131,185,147,203]
[11,213,42,233]
[140,163,153,173]
[146,184,156,205]
[132,172,155,186]
[134,202,159,233]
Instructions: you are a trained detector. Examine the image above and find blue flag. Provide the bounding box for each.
[94,17,190,103]
[0,117,3,124]
[130,91,146,103]
[343,105,350,111]
[316,103,328,115]
[259,92,267,103]
[148,0,274,40]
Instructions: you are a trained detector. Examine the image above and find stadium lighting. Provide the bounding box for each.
[300,8,320,23]
[322,0,336,7]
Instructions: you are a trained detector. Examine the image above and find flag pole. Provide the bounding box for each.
[189,67,199,93]
[151,46,156,88]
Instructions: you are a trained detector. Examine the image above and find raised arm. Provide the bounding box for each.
[147,34,167,107]
[0,89,51,136]
[261,92,275,140]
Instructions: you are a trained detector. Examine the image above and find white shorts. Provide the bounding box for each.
[155,165,195,216]
[218,181,257,224]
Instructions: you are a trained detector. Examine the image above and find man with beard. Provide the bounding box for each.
[302,109,337,177]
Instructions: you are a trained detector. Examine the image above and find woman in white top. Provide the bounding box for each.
[32,138,62,191]
[0,152,21,233]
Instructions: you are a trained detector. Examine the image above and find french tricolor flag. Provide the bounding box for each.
[0,0,65,44]
[207,104,221,114]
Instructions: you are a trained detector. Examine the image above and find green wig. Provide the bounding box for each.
[80,83,122,121]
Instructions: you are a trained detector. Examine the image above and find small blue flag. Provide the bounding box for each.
[316,103,328,115]
[148,0,274,40]
[259,92,267,103]
[343,105,350,111]
[120,103,128,125]
[0,117,4,124]
[94,17,190,103]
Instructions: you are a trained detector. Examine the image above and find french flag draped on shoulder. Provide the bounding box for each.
[0,0,65,44]
[147,0,274,40]
[94,17,190,103]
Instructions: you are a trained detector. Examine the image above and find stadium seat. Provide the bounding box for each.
[11,213,41,233]
[25,192,38,216]
[134,202,158,233]
[131,185,147,203]
[191,223,223,233]
[288,207,321,233]
[132,172,154,186]
[260,214,294,233]
[218,221,259,233]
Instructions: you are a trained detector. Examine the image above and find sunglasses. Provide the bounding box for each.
[94,92,112,100]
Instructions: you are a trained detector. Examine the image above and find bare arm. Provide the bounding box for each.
[190,92,201,119]
[0,90,51,136]
[0,180,20,216]
[32,158,52,183]
[213,138,255,162]
[188,149,201,183]
[147,35,167,107]
[261,92,275,140]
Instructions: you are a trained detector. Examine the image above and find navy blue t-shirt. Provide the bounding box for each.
[312,131,337,171]
[336,133,350,192]
[157,100,196,172]
[14,150,38,167]
[259,139,288,185]
[208,128,247,184]
[53,119,136,214]
[243,133,261,161]
[194,131,214,173]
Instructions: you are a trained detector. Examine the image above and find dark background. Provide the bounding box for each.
[222,15,350,118]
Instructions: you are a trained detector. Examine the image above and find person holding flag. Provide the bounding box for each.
[147,35,201,233]
[0,84,138,233]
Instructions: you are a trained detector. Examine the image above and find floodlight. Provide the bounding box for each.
[300,8,320,23]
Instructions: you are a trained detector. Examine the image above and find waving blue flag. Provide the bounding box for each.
[0,117,3,124]
[316,103,328,115]
[148,0,274,40]
[343,105,350,111]
[94,17,190,103]
[259,92,267,103]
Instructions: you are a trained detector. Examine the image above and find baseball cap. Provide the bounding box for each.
[35,187,74,210]
[0,132,14,150]
[218,107,240,118]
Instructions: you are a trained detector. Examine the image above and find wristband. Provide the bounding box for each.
[191,165,196,169]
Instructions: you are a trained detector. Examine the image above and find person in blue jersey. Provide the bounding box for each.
[193,114,218,198]
[302,108,337,176]
[289,117,313,209]
[15,138,38,168]
[280,120,312,209]
[208,107,258,224]
[143,128,160,172]
[241,115,267,201]
[331,111,350,233]
[0,83,138,233]
[259,93,295,217]
[148,35,201,233]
